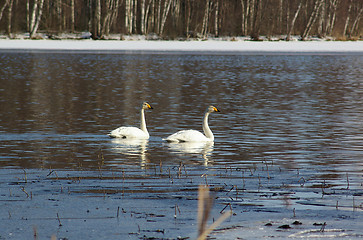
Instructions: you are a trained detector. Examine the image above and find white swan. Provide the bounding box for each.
[164,105,220,142]
[108,102,153,139]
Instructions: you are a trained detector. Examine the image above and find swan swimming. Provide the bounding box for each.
[164,105,220,142]
[108,102,153,139]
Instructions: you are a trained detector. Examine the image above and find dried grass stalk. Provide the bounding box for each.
[197,185,232,240]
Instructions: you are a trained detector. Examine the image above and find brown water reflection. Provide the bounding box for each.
[1,51,363,239]
[1,52,363,172]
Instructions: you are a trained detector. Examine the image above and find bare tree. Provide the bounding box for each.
[301,0,324,40]
[214,0,219,37]
[240,0,252,36]
[7,0,13,37]
[249,0,255,34]
[317,0,326,37]
[156,0,161,33]
[1,0,363,40]
[250,0,261,40]
[201,0,212,37]
[343,1,352,37]
[185,0,192,38]
[143,0,154,34]
[71,0,75,32]
[348,5,363,38]
[159,0,172,35]
[29,0,45,38]
[325,0,339,36]
[95,0,101,37]
[240,0,246,35]
[0,0,9,23]
[140,0,146,34]
[101,0,121,37]
[287,1,302,40]
[125,0,134,34]
[278,0,283,34]
[56,0,61,32]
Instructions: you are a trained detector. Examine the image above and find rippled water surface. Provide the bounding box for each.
[0,51,362,239]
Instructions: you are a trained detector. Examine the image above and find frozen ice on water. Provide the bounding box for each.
[0,38,362,53]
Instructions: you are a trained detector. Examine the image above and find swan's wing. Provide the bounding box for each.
[164,130,209,142]
[108,126,149,139]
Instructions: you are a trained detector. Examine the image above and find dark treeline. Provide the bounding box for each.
[0,0,362,40]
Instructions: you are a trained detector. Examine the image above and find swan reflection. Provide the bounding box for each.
[110,138,149,167]
[166,141,214,166]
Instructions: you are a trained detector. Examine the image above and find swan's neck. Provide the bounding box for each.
[140,109,148,134]
[202,112,214,140]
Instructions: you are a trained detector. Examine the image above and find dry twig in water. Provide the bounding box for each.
[197,185,232,240]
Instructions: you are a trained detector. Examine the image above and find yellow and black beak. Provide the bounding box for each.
[147,103,153,109]
[214,107,220,112]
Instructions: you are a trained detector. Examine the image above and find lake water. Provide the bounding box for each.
[0,50,362,239]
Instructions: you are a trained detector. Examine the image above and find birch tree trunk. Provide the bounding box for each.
[0,0,9,23]
[95,0,101,37]
[129,0,134,33]
[278,0,283,34]
[89,0,102,39]
[185,0,191,38]
[154,0,161,34]
[240,0,245,35]
[201,0,211,37]
[7,0,13,37]
[249,0,255,34]
[286,1,302,40]
[102,0,112,36]
[173,0,181,32]
[101,0,110,37]
[348,7,363,38]
[125,0,133,34]
[159,0,172,36]
[343,1,352,36]
[71,0,75,32]
[27,0,30,32]
[324,0,332,35]
[286,0,289,34]
[88,0,92,31]
[102,0,121,36]
[214,0,219,37]
[326,0,338,36]
[318,0,326,37]
[245,0,250,35]
[240,0,251,36]
[56,0,62,32]
[109,0,121,34]
[29,0,45,38]
[250,0,261,40]
[125,0,129,33]
[301,0,324,40]
[144,0,153,34]
[133,0,137,33]
[149,0,155,33]
[29,0,38,36]
[140,0,146,34]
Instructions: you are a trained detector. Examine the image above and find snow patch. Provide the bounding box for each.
[0,34,362,53]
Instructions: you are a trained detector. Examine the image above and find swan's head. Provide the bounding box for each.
[142,102,153,110]
[207,105,220,113]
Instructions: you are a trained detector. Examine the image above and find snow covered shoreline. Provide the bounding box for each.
[0,39,362,53]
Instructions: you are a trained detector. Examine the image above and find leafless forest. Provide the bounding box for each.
[0,0,362,40]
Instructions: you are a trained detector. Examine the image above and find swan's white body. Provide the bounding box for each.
[165,105,220,142]
[108,102,153,139]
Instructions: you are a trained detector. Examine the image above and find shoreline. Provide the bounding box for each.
[1,39,363,53]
